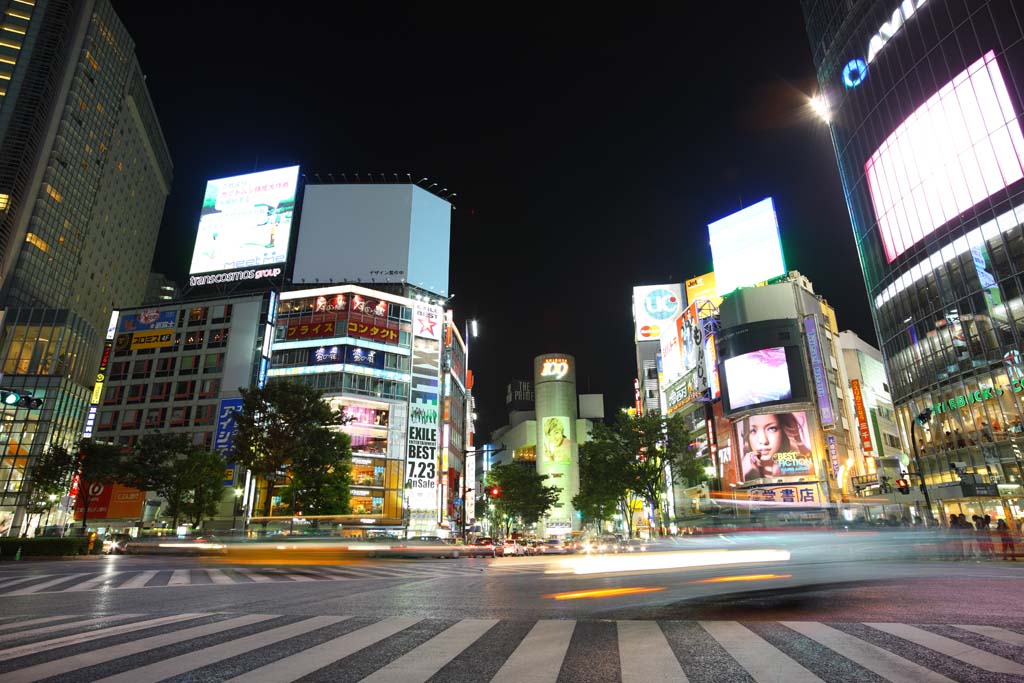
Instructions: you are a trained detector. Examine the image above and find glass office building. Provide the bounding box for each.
[802,0,1024,521]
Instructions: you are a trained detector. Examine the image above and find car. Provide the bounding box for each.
[543,538,571,554]
[525,539,546,555]
[623,539,647,552]
[466,537,498,557]
[125,535,227,555]
[500,540,526,556]
[102,533,132,555]
[587,536,623,554]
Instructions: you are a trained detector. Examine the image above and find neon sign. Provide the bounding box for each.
[842,0,927,89]
[540,358,570,380]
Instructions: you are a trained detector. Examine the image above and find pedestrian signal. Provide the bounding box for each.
[895,478,910,494]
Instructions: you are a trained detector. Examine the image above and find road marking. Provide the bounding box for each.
[206,568,235,584]
[235,568,274,582]
[6,572,88,595]
[866,622,1024,675]
[0,575,52,591]
[618,620,688,683]
[166,569,192,586]
[0,613,200,663]
[92,615,349,683]
[701,621,823,683]
[782,621,954,683]
[115,570,158,589]
[360,618,499,683]
[954,624,1024,646]
[277,570,317,582]
[226,616,421,683]
[6,613,140,642]
[3,613,275,683]
[65,572,121,591]
[0,615,76,633]
[491,620,576,683]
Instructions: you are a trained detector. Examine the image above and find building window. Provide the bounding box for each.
[150,381,171,402]
[188,307,208,326]
[102,385,124,405]
[131,359,152,379]
[145,408,166,429]
[211,304,232,324]
[183,330,204,350]
[199,378,220,399]
[194,404,215,426]
[98,410,118,430]
[122,409,141,429]
[192,431,213,448]
[203,353,224,374]
[109,361,128,381]
[179,355,199,375]
[175,380,195,401]
[208,328,229,348]
[169,406,191,427]
[155,357,176,377]
[125,384,147,404]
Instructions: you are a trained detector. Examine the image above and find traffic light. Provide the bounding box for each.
[895,478,910,494]
[488,486,500,497]
[0,389,42,409]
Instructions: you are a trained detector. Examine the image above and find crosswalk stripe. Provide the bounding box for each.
[167,569,192,586]
[0,613,200,663]
[206,568,235,585]
[0,575,52,591]
[618,621,688,683]
[116,570,158,589]
[3,613,276,683]
[491,620,576,683]
[782,621,955,683]
[5,613,140,643]
[954,623,1024,646]
[277,570,317,582]
[91,615,349,683]
[6,572,88,595]
[866,622,1024,675]
[235,568,274,582]
[65,572,121,591]
[0,615,76,633]
[359,618,499,683]
[225,616,421,683]
[700,621,823,683]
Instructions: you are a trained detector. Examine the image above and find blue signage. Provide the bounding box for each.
[843,58,867,89]
[214,396,243,459]
[346,345,384,369]
[118,309,177,334]
[804,316,835,427]
[308,345,342,365]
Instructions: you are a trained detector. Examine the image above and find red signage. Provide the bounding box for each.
[851,379,873,452]
[347,314,399,344]
[286,320,337,340]
[73,482,145,519]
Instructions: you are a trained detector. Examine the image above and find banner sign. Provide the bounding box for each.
[407,303,443,530]
[851,379,873,451]
[745,483,821,505]
[286,320,337,340]
[73,482,145,519]
[118,308,177,334]
[804,316,835,428]
[346,345,385,369]
[215,397,243,485]
[346,316,399,344]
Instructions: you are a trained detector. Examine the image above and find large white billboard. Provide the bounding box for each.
[188,166,299,278]
[632,284,683,342]
[708,198,786,297]
[294,185,451,297]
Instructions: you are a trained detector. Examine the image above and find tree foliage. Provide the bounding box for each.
[484,463,561,537]
[232,380,351,516]
[77,439,128,530]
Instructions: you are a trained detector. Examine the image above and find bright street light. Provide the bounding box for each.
[809,94,831,123]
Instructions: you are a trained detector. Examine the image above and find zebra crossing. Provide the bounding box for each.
[0,561,545,595]
[0,611,1021,682]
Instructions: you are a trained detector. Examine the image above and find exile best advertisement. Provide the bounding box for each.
[735,411,815,481]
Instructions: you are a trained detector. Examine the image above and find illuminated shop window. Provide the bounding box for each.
[866,51,1024,263]
[24,233,49,253]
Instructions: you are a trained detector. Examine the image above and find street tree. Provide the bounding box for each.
[77,439,128,531]
[23,445,78,535]
[484,463,561,538]
[574,439,643,538]
[232,379,350,517]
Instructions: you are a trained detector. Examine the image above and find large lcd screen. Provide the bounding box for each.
[866,51,1024,263]
[735,411,815,481]
[189,166,299,276]
[707,198,786,297]
[723,346,792,410]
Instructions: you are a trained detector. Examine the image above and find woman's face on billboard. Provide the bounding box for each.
[747,414,782,463]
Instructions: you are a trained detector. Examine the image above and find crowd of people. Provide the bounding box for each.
[947,513,1016,560]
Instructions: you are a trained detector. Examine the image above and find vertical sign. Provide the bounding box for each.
[407,302,442,532]
[83,341,113,438]
[850,379,873,452]
[804,316,835,428]
[215,397,244,486]
[826,434,840,479]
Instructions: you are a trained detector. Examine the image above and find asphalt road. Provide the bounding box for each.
[0,543,1022,682]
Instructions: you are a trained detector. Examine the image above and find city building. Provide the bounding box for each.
[803,0,1024,523]
[89,294,272,530]
[0,0,172,534]
[143,273,179,305]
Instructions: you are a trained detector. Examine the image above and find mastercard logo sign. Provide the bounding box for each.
[639,325,661,338]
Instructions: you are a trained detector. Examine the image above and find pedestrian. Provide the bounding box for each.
[996,519,1016,560]
[982,515,995,558]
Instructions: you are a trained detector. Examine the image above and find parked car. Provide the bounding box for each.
[102,533,132,555]
[543,538,571,554]
[466,537,498,557]
[500,540,526,556]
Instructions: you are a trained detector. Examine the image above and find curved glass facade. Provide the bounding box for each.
[803,0,1024,518]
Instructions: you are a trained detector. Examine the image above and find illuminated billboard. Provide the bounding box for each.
[659,313,684,386]
[866,51,1024,263]
[707,198,786,297]
[723,347,792,410]
[632,284,683,341]
[189,166,299,281]
[735,411,815,482]
[685,272,723,314]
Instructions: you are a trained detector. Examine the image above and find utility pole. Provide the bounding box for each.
[910,408,935,524]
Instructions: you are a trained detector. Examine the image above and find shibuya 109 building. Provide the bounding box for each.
[802,0,1024,521]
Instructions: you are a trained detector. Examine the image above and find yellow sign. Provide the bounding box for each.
[130,330,173,350]
[685,272,723,312]
[90,380,104,405]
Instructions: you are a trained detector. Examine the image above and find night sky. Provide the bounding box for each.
[111,2,873,438]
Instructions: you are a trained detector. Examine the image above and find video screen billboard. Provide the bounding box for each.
[866,51,1024,263]
[723,347,792,410]
[632,284,683,341]
[707,198,786,297]
[189,165,299,280]
[735,411,815,481]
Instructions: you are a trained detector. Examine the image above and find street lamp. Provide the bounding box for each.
[910,408,936,524]
[809,94,832,123]
[232,487,243,534]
